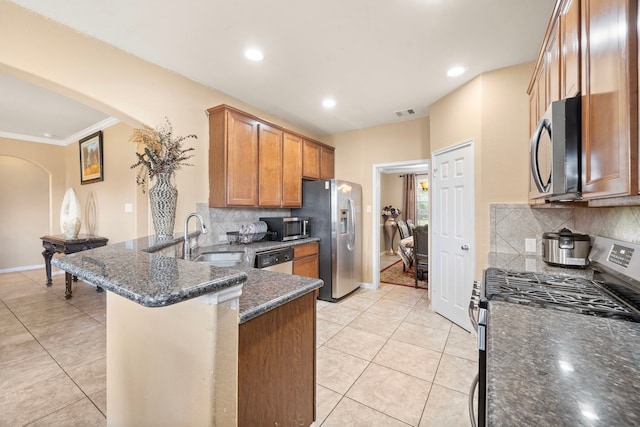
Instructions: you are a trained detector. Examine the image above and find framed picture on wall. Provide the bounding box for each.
[79,131,104,184]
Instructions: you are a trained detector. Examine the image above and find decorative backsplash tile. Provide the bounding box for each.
[490,204,574,255]
[574,206,640,243]
[491,204,640,255]
[196,203,290,246]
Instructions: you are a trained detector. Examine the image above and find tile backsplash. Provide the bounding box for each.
[574,206,640,243]
[490,204,640,255]
[490,204,574,255]
[196,203,290,246]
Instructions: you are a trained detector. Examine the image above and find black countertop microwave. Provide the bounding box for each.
[529,95,581,202]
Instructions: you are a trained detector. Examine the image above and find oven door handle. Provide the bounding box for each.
[468,280,481,332]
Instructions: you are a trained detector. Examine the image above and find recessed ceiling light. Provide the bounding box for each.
[322,99,336,108]
[447,66,466,77]
[244,49,264,62]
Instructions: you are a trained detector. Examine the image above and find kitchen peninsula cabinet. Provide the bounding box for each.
[208,104,334,207]
[238,290,316,426]
[292,241,319,278]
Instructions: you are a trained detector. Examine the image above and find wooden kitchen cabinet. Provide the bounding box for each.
[238,290,316,426]
[302,139,321,179]
[208,107,259,207]
[208,104,333,207]
[320,146,335,179]
[282,132,303,207]
[303,140,335,180]
[561,0,580,98]
[580,0,638,199]
[528,0,640,205]
[546,18,561,105]
[258,124,284,207]
[293,242,319,278]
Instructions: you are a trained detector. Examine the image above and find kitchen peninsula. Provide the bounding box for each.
[52,234,323,426]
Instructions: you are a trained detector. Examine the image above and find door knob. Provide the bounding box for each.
[461,244,470,250]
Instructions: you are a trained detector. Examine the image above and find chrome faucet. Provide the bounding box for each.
[183,213,208,259]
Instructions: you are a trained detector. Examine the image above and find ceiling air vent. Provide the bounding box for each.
[395,108,416,117]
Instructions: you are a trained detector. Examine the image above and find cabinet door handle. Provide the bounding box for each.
[461,244,470,250]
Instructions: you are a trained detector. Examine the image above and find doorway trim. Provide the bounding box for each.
[370,159,429,290]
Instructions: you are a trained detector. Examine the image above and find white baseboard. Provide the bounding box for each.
[359,282,375,290]
[0,264,63,274]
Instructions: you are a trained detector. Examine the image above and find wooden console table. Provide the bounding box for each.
[41,234,108,299]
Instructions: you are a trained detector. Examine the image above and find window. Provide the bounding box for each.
[416,173,429,226]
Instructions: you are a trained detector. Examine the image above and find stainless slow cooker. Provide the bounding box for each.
[541,228,591,268]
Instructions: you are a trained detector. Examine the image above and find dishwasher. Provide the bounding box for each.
[254,247,293,274]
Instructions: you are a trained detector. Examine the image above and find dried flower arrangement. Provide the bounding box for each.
[130,117,196,192]
[382,205,401,217]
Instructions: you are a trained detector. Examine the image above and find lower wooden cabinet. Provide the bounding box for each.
[293,242,319,278]
[238,291,316,426]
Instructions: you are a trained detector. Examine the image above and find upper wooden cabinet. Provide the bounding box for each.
[547,18,561,105]
[208,105,334,207]
[303,140,335,180]
[258,124,284,207]
[581,0,638,199]
[282,132,303,207]
[302,140,320,179]
[320,146,335,180]
[209,107,259,207]
[528,0,640,204]
[561,0,580,98]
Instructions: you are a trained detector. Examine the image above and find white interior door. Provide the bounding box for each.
[431,140,475,331]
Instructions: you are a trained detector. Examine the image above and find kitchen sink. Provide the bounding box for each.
[193,250,246,267]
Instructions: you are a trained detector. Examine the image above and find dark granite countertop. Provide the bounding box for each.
[487,301,640,426]
[52,234,323,321]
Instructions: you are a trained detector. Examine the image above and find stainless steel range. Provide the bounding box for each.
[469,236,640,427]
[484,269,640,322]
[485,236,640,322]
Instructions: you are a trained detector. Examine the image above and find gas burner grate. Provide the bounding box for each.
[485,268,640,322]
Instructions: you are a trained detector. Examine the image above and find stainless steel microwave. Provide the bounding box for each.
[529,96,582,202]
[259,217,309,241]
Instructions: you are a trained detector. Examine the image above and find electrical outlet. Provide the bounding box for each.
[525,238,537,253]
[124,203,133,213]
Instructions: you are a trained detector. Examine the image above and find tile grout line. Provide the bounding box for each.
[0,278,107,420]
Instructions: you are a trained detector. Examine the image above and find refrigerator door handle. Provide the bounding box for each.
[347,198,356,251]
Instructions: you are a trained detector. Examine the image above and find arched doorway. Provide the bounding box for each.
[0,156,50,270]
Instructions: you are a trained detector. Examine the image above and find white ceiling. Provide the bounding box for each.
[3,0,554,144]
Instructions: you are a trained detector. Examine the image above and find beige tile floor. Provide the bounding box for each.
[0,256,477,426]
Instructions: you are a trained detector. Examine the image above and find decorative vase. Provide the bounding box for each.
[384,214,399,255]
[149,173,178,238]
[60,188,81,239]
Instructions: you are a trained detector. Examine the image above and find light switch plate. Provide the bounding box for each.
[525,238,537,253]
[366,205,372,213]
[124,203,133,213]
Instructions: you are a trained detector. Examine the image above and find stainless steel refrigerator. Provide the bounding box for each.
[292,179,362,302]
